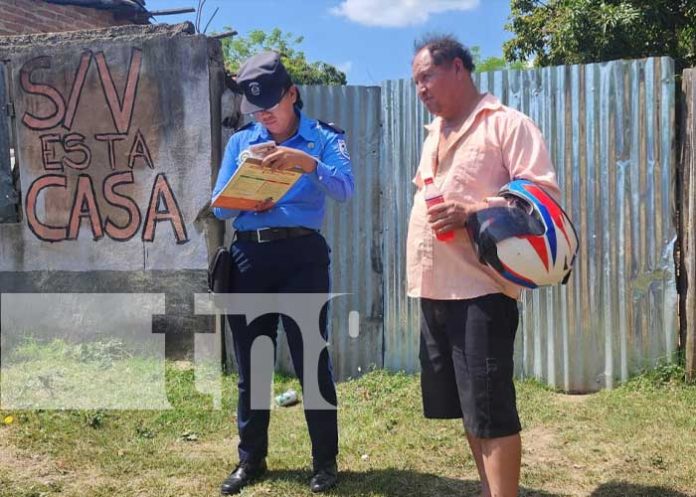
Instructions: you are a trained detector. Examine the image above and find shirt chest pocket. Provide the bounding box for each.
[446,144,506,194]
[446,146,483,192]
[305,136,325,161]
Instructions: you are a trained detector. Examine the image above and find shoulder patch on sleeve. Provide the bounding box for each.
[337,138,350,160]
[317,119,345,134]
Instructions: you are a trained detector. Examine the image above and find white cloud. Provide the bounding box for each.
[330,0,480,28]
[336,61,353,74]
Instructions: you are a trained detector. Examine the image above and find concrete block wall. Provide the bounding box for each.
[0,23,226,359]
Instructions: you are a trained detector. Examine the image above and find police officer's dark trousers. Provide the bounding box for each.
[227,231,338,468]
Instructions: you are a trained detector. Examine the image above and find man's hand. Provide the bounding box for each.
[261,146,317,173]
[427,200,487,235]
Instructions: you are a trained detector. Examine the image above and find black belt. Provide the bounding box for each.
[235,227,318,243]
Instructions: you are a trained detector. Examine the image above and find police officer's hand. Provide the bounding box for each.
[261,146,317,173]
[254,197,275,212]
[427,200,487,234]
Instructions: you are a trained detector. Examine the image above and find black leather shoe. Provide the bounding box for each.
[220,460,267,495]
[310,462,338,493]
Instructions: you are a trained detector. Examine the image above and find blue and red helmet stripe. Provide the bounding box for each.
[507,180,559,266]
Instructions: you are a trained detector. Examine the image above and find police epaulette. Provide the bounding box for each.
[233,121,255,133]
[317,119,345,134]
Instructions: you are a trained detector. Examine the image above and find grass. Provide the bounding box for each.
[0,341,695,497]
[1,338,172,410]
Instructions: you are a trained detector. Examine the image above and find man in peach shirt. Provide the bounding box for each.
[407,35,560,497]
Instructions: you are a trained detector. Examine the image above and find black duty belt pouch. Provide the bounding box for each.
[208,246,232,293]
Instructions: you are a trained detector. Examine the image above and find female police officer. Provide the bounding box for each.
[212,51,354,495]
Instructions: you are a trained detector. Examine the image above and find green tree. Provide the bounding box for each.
[504,0,696,70]
[220,28,347,85]
[470,46,527,72]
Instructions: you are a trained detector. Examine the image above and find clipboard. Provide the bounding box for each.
[211,157,303,211]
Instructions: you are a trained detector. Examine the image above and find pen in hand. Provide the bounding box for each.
[261,146,317,173]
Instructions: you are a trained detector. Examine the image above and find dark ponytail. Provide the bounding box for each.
[294,87,304,110]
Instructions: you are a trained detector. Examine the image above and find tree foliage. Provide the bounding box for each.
[470,46,527,72]
[504,0,696,69]
[220,28,347,85]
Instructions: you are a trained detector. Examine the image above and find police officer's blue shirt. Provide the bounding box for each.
[212,110,354,231]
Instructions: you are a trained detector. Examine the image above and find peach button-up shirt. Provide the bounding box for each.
[406,93,560,300]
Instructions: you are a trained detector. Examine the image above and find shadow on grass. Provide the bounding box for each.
[589,482,694,497]
[263,468,563,497]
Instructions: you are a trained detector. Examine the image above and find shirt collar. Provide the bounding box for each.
[424,92,502,133]
[297,110,319,142]
[248,121,270,142]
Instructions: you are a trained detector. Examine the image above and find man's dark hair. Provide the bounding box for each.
[414,34,475,72]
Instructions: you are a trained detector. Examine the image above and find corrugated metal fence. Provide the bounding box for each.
[381,79,430,373]
[273,85,385,380]
[490,58,677,392]
[291,57,679,391]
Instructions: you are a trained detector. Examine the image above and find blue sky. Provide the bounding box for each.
[144,0,514,85]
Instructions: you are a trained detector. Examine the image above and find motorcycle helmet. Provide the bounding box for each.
[466,179,579,288]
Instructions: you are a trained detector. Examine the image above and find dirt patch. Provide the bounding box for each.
[522,426,592,497]
[555,393,594,404]
[165,476,212,495]
[170,360,196,371]
[523,426,563,464]
[167,436,237,462]
[0,429,62,484]
[0,429,113,495]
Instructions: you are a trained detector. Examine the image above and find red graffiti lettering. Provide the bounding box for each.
[20,48,143,134]
[128,129,154,169]
[67,174,104,240]
[40,134,63,170]
[25,174,68,242]
[63,51,92,130]
[142,173,188,244]
[20,57,66,130]
[94,48,142,135]
[62,133,92,170]
[103,171,141,241]
[95,134,127,170]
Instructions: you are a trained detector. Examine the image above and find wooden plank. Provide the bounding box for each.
[682,68,696,381]
[0,63,18,222]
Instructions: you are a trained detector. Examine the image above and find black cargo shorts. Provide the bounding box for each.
[419,293,521,439]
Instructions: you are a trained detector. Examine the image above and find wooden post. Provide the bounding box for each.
[682,69,696,382]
